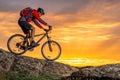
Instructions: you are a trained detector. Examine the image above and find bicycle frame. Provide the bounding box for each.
[34,30,51,44]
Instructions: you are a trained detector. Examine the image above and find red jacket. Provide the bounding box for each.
[19,9,47,28]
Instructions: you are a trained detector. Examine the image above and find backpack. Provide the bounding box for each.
[20,7,33,16]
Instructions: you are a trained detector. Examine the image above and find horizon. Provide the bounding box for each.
[1,47,120,67]
[0,0,120,67]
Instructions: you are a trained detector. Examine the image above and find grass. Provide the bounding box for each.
[0,71,62,80]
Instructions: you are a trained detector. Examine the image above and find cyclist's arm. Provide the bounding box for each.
[33,19,43,29]
[32,10,48,26]
[38,18,48,25]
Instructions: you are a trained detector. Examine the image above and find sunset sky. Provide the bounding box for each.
[0,0,120,66]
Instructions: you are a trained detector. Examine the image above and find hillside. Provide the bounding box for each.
[0,48,120,80]
[0,48,78,80]
[69,64,120,80]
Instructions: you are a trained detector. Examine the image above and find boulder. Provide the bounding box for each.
[0,49,14,74]
[71,64,120,79]
[0,48,79,77]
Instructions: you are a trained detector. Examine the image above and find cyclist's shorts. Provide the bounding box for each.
[18,21,32,34]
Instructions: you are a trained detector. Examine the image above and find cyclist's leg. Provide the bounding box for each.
[18,21,37,47]
[18,21,29,49]
[18,21,28,35]
[19,21,33,38]
[22,22,36,46]
[28,29,34,45]
[31,26,35,42]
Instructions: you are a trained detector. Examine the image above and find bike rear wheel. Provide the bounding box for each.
[7,34,27,55]
[41,40,61,61]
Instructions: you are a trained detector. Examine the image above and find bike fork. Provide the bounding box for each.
[48,41,53,52]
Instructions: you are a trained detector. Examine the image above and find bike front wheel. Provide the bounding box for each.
[41,40,61,61]
[7,34,27,55]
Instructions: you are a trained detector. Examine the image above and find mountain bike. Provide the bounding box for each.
[7,26,61,61]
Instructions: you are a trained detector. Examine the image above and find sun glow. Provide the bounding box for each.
[57,58,120,67]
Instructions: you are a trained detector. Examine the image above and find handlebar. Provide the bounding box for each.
[48,26,52,30]
[44,26,52,32]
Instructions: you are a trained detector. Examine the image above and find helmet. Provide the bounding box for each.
[37,8,45,15]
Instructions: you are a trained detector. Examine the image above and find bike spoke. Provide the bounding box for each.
[41,41,61,61]
[7,34,27,54]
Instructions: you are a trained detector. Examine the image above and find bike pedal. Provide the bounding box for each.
[28,44,39,51]
[35,43,40,46]
[32,43,40,47]
[20,46,26,50]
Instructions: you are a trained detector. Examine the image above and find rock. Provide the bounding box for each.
[0,51,14,74]
[10,55,46,76]
[10,55,79,76]
[43,61,79,76]
[0,48,79,77]
[71,64,120,79]
[0,48,120,80]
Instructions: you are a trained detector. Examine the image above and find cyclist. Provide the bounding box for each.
[18,7,50,46]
